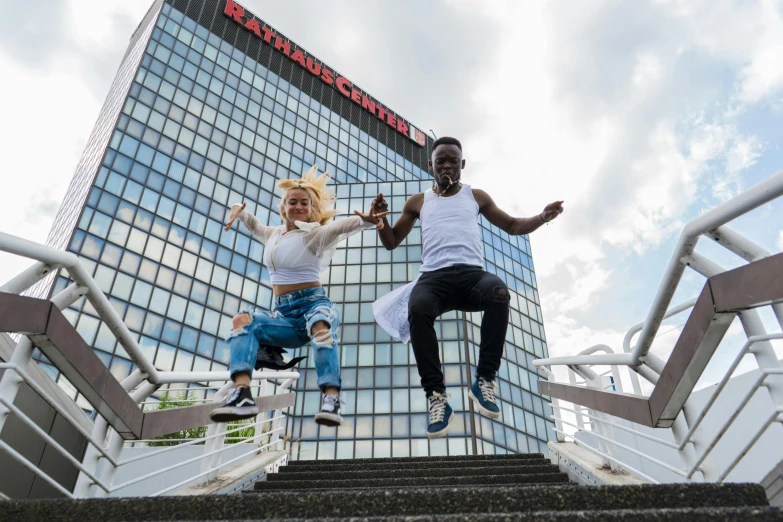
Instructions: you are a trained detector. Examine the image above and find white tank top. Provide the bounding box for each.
[419,184,484,272]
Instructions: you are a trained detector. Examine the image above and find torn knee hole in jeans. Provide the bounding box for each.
[228,312,252,338]
[493,286,510,303]
[228,326,249,338]
[311,329,335,347]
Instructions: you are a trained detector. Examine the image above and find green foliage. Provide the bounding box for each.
[224,419,256,444]
[146,391,269,448]
[147,392,207,447]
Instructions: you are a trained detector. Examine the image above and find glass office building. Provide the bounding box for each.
[39,0,555,459]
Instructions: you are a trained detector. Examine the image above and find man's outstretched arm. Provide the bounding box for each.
[473,188,563,236]
[373,193,422,250]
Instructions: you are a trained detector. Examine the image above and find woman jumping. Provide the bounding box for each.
[210,165,384,426]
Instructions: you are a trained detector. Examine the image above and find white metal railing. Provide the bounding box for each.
[0,232,300,498]
[535,169,783,484]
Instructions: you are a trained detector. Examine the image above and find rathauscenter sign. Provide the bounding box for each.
[224,0,426,147]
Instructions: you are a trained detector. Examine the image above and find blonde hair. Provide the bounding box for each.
[277,165,338,226]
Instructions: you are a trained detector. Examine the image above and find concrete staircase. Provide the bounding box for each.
[2,453,783,520]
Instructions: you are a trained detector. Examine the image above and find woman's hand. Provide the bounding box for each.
[224,202,247,231]
[353,205,388,230]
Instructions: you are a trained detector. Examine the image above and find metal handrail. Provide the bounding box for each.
[534,168,783,372]
[539,170,783,486]
[0,233,301,498]
[0,231,160,382]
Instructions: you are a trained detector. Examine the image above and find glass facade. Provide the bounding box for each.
[40,0,554,456]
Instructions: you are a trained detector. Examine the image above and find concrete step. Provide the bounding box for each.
[255,472,569,490]
[271,464,559,481]
[286,453,545,467]
[0,483,769,521]
[229,506,783,521]
[280,457,551,474]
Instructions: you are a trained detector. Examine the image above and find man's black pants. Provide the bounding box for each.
[408,264,510,395]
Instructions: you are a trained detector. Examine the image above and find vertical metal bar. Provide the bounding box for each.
[461,311,478,456]
[92,381,157,498]
[76,370,145,498]
[203,382,233,480]
[568,370,587,430]
[670,412,701,482]
[0,338,35,435]
[609,365,624,393]
[587,375,615,470]
[73,416,109,498]
[548,373,566,442]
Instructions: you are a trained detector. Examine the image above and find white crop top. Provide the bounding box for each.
[237,208,375,284]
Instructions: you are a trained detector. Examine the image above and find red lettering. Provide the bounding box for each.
[336,77,352,98]
[387,113,397,129]
[361,95,376,115]
[377,107,388,121]
[289,49,306,68]
[350,89,362,104]
[397,119,409,136]
[321,68,334,85]
[224,0,245,23]
[244,19,261,38]
[306,57,321,76]
[274,36,291,56]
[261,26,275,43]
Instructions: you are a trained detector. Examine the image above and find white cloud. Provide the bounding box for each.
[1,0,782,375]
[0,1,150,282]
[777,230,783,251]
[454,0,783,363]
[546,262,612,315]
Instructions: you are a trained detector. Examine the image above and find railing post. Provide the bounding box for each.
[548,373,566,442]
[75,370,146,498]
[73,415,109,498]
[572,365,615,470]
[748,335,783,434]
[92,381,157,498]
[0,338,35,435]
[567,370,587,431]
[670,412,702,482]
[201,382,233,481]
[271,378,295,448]
[580,367,620,471]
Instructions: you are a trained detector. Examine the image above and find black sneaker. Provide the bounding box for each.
[314,394,342,426]
[209,387,259,423]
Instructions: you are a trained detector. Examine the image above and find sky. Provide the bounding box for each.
[0,0,781,388]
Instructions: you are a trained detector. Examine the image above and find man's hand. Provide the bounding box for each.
[353,205,388,230]
[224,202,246,231]
[372,193,389,216]
[541,200,564,223]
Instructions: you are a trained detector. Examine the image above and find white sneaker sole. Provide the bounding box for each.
[209,406,259,423]
[427,412,454,439]
[315,411,343,427]
[469,388,501,420]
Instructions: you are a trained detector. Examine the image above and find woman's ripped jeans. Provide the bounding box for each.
[227,287,341,391]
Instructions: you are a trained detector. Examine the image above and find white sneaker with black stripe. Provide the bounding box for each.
[314,394,342,426]
[209,387,258,423]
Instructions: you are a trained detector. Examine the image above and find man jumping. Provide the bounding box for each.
[372,137,563,439]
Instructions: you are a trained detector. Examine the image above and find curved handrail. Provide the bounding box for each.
[0,231,160,383]
[534,168,783,372]
[630,169,783,362]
